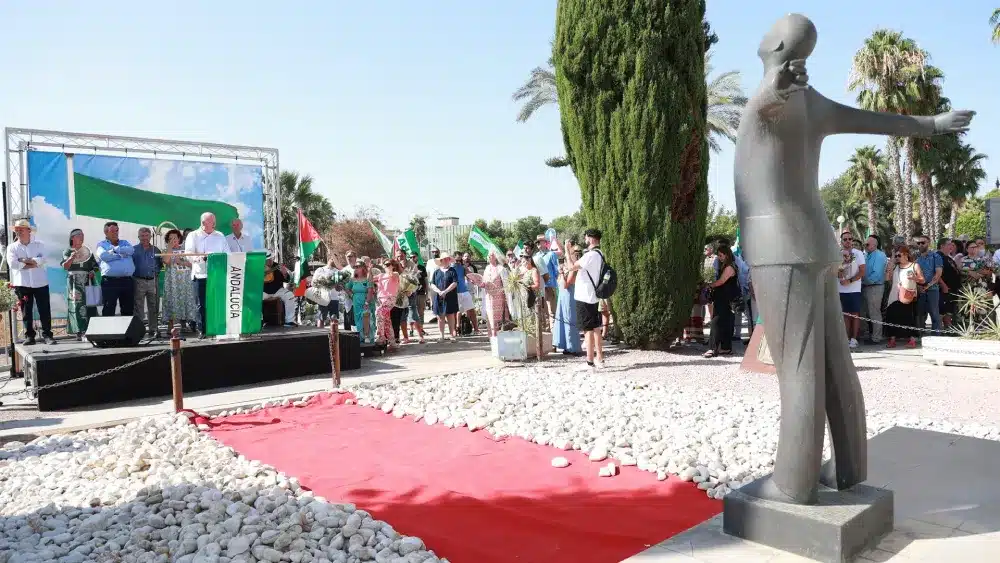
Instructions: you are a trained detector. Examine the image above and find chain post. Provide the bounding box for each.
[535,295,545,361]
[329,319,341,388]
[170,327,183,412]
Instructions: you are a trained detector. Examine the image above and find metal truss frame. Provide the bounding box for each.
[4,128,283,261]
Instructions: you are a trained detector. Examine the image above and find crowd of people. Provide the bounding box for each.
[304,228,615,368]
[9,207,996,362]
[687,231,1000,356]
[3,212,287,345]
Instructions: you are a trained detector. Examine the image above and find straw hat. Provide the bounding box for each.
[10,219,35,232]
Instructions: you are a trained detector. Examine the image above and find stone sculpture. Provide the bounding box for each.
[734,13,973,505]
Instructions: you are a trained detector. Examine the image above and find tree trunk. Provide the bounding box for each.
[902,140,915,240]
[867,199,877,238]
[886,138,903,236]
[928,186,943,241]
[918,172,933,237]
[949,201,959,238]
[554,0,708,348]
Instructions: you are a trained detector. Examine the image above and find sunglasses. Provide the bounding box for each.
[916,241,928,245]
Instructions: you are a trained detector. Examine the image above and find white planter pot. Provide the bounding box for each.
[491,331,552,361]
[922,335,1000,369]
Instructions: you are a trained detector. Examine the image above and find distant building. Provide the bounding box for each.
[427,217,514,254]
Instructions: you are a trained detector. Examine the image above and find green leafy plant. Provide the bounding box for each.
[702,266,716,285]
[954,285,998,340]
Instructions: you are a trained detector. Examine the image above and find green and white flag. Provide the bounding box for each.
[369,220,394,257]
[468,225,505,259]
[205,251,267,337]
[395,229,423,264]
[514,240,525,258]
[733,227,742,258]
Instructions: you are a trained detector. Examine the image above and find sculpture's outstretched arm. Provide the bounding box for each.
[818,94,935,137]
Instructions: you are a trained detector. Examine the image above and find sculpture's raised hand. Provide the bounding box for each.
[934,110,975,134]
[771,59,809,99]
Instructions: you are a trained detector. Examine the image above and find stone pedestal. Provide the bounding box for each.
[723,479,894,563]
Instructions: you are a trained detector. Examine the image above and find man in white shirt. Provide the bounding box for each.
[568,228,606,369]
[184,212,231,338]
[837,231,866,349]
[5,219,55,345]
[226,218,254,253]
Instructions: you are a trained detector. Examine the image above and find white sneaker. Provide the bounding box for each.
[848,338,858,349]
[595,360,605,370]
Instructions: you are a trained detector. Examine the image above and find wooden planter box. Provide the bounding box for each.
[491,331,552,361]
[922,335,1000,369]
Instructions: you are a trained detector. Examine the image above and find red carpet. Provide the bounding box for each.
[204,392,721,563]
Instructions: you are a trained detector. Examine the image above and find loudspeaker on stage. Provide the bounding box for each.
[85,315,145,348]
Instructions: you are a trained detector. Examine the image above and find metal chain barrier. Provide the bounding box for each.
[0,349,169,399]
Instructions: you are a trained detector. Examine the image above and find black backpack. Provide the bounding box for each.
[586,249,618,299]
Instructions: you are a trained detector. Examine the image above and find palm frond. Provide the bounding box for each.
[512,66,558,122]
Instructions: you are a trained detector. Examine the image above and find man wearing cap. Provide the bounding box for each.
[184,212,230,338]
[95,221,136,318]
[6,219,55,345]
[263,252,297,327]
[533,234,561,333]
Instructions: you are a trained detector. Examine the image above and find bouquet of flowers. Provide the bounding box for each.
[0,283,18,313]
[399,273,419,298]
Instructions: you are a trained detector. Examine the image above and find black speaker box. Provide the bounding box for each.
[85,315,145,348]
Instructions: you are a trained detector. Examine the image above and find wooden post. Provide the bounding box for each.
[329,320,341,387]
[170,327,184,412]
[535,296,545,361]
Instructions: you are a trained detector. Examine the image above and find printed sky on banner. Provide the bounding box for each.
[26,151,264,318]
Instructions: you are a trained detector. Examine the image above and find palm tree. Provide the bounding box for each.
[846,146,890,235]
[991,9,1000,44]
[849,30,927,238]
[938,142,988,237]
[908,67,946,236]
[279,171,336,261]
[514,50,747,165]
[705,53,749,153]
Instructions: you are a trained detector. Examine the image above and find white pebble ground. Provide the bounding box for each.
[0,414,444,563]
[3,348,997,562]
[345,352,1000,500]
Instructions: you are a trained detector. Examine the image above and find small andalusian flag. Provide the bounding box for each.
[733,227,742,258]
[514,240,525,258]
[369,220,394,257]
[205,252,267,336]
[468,225,504,259]
[297,209,322,284]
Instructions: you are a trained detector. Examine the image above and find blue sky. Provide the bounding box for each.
[2,1,997,229]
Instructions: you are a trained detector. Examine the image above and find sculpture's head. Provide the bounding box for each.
[758,13,817,66]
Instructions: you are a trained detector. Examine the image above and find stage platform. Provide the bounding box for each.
[15,326,366,411]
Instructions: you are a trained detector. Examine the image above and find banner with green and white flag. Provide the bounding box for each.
[733,227,742,258]
[205,252,267,337]
[468,225,505,259]
[395,229,423,264]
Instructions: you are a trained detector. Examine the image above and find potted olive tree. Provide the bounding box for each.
[922,285,1000,369]
[491,273,551,360]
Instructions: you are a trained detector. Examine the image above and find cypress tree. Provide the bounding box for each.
[554,0,710,348]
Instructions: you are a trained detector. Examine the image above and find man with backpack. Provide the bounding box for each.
[568,228,616,369]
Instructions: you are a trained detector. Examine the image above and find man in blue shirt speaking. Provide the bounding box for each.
[95,221,136,317]
[860,235,887,343]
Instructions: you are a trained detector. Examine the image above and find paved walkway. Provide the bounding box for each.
[628,427,1000,562]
